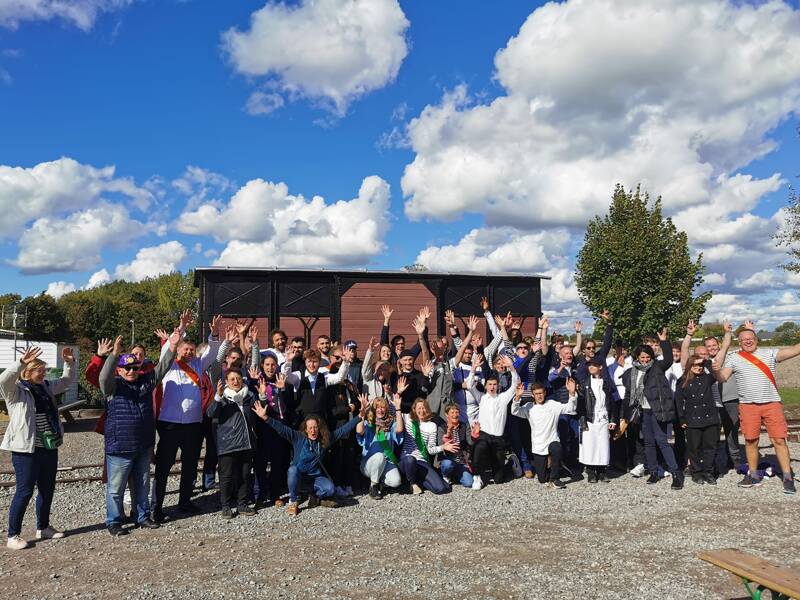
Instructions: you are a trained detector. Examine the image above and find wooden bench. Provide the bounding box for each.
[698,549,800,600]
[57,399,86,423]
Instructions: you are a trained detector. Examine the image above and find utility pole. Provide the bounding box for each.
[130,319,135,346]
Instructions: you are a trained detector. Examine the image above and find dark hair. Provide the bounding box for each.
[681,353,706,389]
[633,345,655,361]
[317,334,331,342]
[643,335,659,345]
[299,416,330,447]
[270,328,287,339]
[671,342,681,350]
[227,347,243,357]
[443,402,460,415]
[130,344,146,354]
[484,373,499,383]
[702,336,719,344]
[531,383,546,392]
[291,336,305,345]
[390,335,405,347]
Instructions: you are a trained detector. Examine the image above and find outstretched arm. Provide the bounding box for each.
[681,320,697,371]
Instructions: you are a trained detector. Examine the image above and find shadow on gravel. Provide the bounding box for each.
[64,522,108,537]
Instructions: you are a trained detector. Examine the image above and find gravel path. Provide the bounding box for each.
[0,423,798,600]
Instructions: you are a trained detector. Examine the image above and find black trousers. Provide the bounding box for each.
[153,421,203,510]
[472,432,508,483]
[623,421,645,469]
[325,435,357,488]
[218,450,253,510]
[673,418,687,469]
[686,424,720,476]
[719,402,741,466]
[532,442,563,483]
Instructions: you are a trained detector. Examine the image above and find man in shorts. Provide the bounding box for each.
[717,321,796,494]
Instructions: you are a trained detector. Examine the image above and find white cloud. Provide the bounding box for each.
[113,241,187,282]
[703,272,727,286]
[171,165,234,211]
[245,91,284,116]
[0,157,152,239]
[44,281,76,299]
[13,203,143,274]
[178,175,391,267]
[86,268,110,288]
[0,0,134,31]
[222,0,410,115]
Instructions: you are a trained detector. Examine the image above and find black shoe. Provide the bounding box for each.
[238,505,257,517]
[135,518,160,530]
[307,495,321,509]
[151,509,166,523]
[646,473,660,485]
[586,470,597,484]
[784,478,797,495]
[671,471,685,490]
[551,478,566,489]
[596,470,609,483]
[177,501,201,514]
[703,473,717,485]
[368,484,382,499]
[691,474,705,485]
[221,508,234,520]
[108,524,128,537]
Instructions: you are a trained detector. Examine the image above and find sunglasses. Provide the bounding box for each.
[121,365,141,372]
[692,362,704,368]
[585,345,596,350]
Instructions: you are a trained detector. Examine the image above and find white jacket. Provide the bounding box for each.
[0,360,75,453]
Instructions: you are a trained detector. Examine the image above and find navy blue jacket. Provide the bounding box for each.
[99,347,175,454]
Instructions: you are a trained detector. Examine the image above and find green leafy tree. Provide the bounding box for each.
[772,321,800,345]
[575,184,711,345]
[20,293,70,341]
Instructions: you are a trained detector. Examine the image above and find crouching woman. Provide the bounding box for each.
[356,394,404,499]
[252,399,365,516]
[1,346,76,550]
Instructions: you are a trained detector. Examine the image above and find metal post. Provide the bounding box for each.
[130,319,135,345]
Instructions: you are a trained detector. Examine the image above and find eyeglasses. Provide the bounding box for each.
[692,362,704,368]
[121,365,140,372]
[585,345,596,350]
[332,355,343,360]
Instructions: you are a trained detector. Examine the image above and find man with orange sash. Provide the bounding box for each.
[717,320,796,494]
[152,313,224,521]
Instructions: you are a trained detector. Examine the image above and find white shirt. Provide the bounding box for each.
[666,362,684,394]
[159,334,222,424]
[512,395,578,455]
[723,348,781,404]
[282,361,349,392]
[465,369,519,435]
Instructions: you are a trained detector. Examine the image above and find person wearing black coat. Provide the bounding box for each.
[675,355,722,485]
[622,332,684,490]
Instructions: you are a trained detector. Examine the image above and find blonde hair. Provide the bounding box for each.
[20,359,46,381]
[409,398,432,422]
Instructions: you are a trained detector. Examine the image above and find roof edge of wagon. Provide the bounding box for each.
[192,266,551,282]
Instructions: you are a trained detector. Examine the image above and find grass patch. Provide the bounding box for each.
[780,388,800,405]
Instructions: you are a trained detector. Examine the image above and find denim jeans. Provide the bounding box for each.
[398,455,450,494]
[286,465,335,502]
[642,410,678,474]
[8,448,58,537]
[106,447,152,527]
[439,458,474,487]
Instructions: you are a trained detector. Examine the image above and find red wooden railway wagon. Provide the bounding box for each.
[193,268,548,354]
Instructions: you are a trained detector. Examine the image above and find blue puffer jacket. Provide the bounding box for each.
[99,347,176,455]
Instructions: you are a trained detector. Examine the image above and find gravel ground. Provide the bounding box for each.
[0,422,798,600]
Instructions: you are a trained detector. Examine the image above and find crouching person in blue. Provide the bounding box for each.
[252,397,366,517]
[99,332,178,536]
[208,371,258,520]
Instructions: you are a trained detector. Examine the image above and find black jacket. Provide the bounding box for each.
[206,390,257,455]
[621,340,676,423]
[675,369,721,428]
[393,368,429,413]
[577,376,620,427]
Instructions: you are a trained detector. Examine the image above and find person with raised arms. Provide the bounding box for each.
[356,393,404,499]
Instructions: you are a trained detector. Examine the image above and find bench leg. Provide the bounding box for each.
[741,579,790,600]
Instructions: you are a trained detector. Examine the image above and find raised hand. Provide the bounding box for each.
[251,401,268,422]
[97,338,113,356]
[210,314,222,336]
[511,319,522,331]
[515,382,524,400]
[480,296,489,312]
[494,314,505,329]
[168,327,182,348]
[686,319,697,336]
[565,376,577,396]
[421,360,434,377]
[470,421,481,439]
[342,346,355,363]
[531,340,543,354]
[396,375,408,396]
[445,310,455,327]
[358,393,371,417]
[539,316,549,331]
[471,350,481,368]
[723,320,733,334]
[225,323,237,343]
[412,317,426,336]
[501,354,514,369]
[257,376,268,396]
[248,325,259,343]
[381,304,394,324]
[235,319,249,336]
[599,309,611,322]
[154,328,169,342]
[62,347,75,363]
[391,393,402,412]
[467,315,479,331]
[658,327,668,341]
[248,366,260,380]
[471,333,483,349]
[418,306,431,322]
[275,373,286,390]
[575,320,582,333]
[180,309,194,331]
[112,335,124,356]
[504,312,514,329]
[743,319,755,331]
[216,379,224,397]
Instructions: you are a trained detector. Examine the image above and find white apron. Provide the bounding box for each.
[579,378,610,467]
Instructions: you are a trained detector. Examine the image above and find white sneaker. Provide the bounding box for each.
[509,454,523,478]
[123,489,132,507]
[471,475,483,490]
[36,527,65,540]
[630,464,646,477]
[7,536,28,550]
[442,475,451,485]
[411,483,424,495]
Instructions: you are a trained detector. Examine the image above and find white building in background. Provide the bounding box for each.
[0,335,80,405]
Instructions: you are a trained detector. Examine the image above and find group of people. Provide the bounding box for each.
[1,300,797,550]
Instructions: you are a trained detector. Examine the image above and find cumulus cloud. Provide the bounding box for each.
[86,268,110,288]
[113,241,187,282]
[0,0,135,31]
[177,175,391,267]
[171,165,234,211]
[244,91,284,116]
[13,203,144,274]
[222,0,410,115]
[44,280,76,299]
[0,157,152,239]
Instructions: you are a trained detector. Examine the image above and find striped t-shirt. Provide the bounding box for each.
[722,348,780,404]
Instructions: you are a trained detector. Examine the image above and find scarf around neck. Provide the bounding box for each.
[223,386,250,406]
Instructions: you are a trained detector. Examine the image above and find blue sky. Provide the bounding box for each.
[0,0,799,330]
